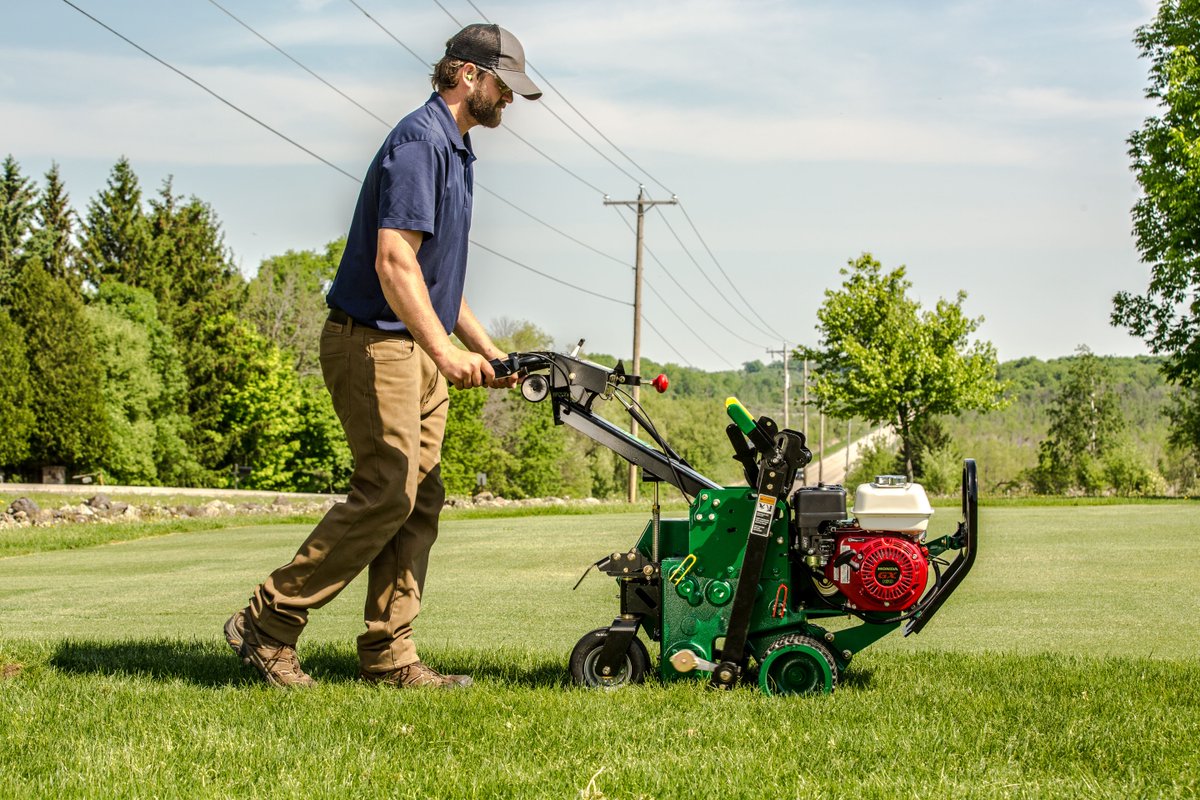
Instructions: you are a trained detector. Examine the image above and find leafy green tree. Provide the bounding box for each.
[185,312,302,488]
[27,163,79,291]
[0,155,37,302]
[79,157,152,290]
[244,239,342,377]
[92,282,202,485]
[0,310,34,469]
[1113,1,1200,391]
[800,253,1006,477]
[442,385,506,495]
[86,302,161,484]
[1033,346,1124,490]
[7,263,111,472]
[283,375,352,493]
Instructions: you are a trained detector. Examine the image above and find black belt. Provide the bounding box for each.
[328,307,351,325]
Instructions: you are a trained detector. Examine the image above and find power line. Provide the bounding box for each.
[476,184,629,268]
[469,241,631,306]
[677,199,786,340]
[611,206,767,350]
[60,0,359,182]
[348,0,612,197]
[643,317,693,368]
[651,202,778,342]
[344,0,427,65]
[63,0,628,311]
[203,2,621,262]
[205,0,390,127]
[433,0,787,342]
[457,0,674,195]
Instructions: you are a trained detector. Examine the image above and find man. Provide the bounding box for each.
[224,23,542,689]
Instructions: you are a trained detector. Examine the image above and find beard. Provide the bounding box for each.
[466,82,504,128]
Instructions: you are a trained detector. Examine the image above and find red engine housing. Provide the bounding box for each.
[824,528,929,612]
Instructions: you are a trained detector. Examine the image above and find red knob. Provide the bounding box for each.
[652,373,669,393]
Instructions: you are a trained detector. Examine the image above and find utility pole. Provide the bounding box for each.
[604,185,678,503]
[800,357,809,485]
[765,342,791,430]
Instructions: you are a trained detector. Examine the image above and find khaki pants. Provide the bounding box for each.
[248,315,448,672]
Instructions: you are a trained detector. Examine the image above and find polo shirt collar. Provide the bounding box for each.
[427,92,475,159]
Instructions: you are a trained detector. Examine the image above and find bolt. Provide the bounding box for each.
[643,565,654,576]
[700,494,708,502]
[708,513,716,521]
[713,499,721,507]
[842,650,852,660]
[776,537,784,545]
[601,666,611,675]
[718,669,732,682]
[824,632,835,642]
[612,552,621,561]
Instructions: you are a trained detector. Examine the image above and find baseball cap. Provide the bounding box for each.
[445,23,542,100]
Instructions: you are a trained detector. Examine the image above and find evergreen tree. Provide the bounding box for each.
[7,263,111,472]
[79,157,151,289]
[0,310,34,470]
[148,179,239,328]
[0,155,37,303]
[27,162,80,290]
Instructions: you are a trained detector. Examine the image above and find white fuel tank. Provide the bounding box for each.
[852,475,934,533]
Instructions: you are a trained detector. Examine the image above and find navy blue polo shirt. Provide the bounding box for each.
[327,93,476,333]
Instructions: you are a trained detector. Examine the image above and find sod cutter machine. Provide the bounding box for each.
[490,346,978,696]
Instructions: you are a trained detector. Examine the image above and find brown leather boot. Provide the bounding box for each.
[359,661,473,689]
[224,609,316,688]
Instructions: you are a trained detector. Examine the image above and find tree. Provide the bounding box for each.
[800,253,1007,477]
[147,179,240,327]
[27,163,79,290]
[1030,346,1125,493]
[1113,1,1200,389]
[244,239,342,377]
[7,263,111,472]
[79,157,152,290]
[0,155,37,302]
[0,310,34,469]
[92,282,202,485]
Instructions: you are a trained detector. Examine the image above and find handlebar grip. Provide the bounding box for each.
[490,354,519,378]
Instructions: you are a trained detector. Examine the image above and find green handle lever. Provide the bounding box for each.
[725,397,756,435]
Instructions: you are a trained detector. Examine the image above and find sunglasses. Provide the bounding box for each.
[477,67,511,96]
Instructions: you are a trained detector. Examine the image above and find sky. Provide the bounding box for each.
[1,0,1164,371]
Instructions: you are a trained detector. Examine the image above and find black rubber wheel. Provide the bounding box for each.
[569,628,651,689]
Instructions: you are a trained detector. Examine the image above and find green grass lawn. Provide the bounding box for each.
[1,506,1198,798]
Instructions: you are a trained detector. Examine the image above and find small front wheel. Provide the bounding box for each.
[569,628,651,689]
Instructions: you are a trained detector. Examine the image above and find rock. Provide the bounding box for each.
[271,495,291,507]
[74,503,96,517]
[120,505,141,520]
[109,501,129,514]
[583,497,601,505]
[87,493,112,510]
[473,491,495,502]
[8,497,39,515]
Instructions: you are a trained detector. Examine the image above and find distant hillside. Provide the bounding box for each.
[575,349,1178,492]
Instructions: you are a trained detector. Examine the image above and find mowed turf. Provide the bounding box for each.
[1,505,1198,798]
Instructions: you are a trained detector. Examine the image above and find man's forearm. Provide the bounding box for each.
[454,298,503,359]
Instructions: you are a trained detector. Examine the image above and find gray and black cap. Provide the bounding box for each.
[445,23,542,100]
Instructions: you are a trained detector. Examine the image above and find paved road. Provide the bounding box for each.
[801,427,898,486]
